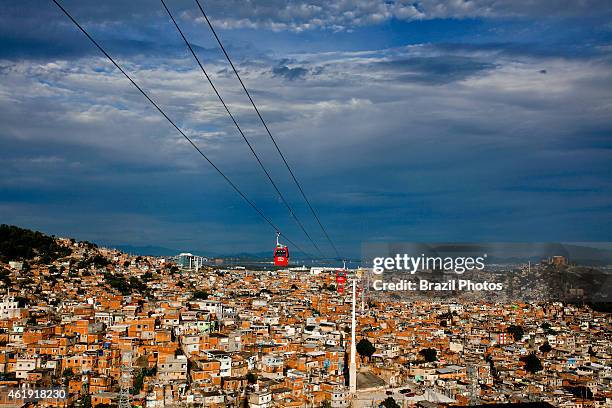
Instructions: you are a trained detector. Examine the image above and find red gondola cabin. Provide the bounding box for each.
[336,269,347,293]
[273,232,289,267]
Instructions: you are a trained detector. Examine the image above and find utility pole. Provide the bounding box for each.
[349,277,357,394]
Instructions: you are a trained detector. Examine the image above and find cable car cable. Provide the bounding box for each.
[193,0,342,261]
[160,0,324,259]
[50,0,313,259]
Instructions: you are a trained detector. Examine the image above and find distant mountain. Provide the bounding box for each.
[215,251,270,260]
[0,224,331,262]
[485,243,612,266]
[366,243,612,266]
[109,244,181,257]
[106,247,278,260]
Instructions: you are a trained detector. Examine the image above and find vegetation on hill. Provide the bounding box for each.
[539,342,552,353]
[102,272,150,297]
[419,348,437,363]
[0,224,70,262]
[356,338,376,362]
[506,324,524,341]
[520,352,543,374]
[575,302,612,314]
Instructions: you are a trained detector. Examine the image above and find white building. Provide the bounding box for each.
[203,350,231,377]
[0,295,21,319]
[158,355,188,382]
[15,358,36,379]
[248,390,272,408]
[176,253,207,270]
[331,387,350,408]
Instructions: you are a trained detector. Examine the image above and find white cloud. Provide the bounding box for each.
[1,40,611,249]
[184,0,612,32]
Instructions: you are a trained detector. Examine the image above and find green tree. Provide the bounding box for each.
[246,372,258,384]
[381,397,401,408]
[541,322,556,335]
[103,272,131,295]
[520,353,543,374]
[419,348,437,363]
[539,342,552,353]
[356,338,376,362]
[89,254,110,267]
[192,290,210,300]
[506,325,524,342]
[132,368,145,394]
[0,269,12,286]
[129,276,147,294]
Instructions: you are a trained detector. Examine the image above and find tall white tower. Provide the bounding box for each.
[349,278,357,393]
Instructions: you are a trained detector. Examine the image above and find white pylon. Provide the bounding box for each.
[349,277,357,394]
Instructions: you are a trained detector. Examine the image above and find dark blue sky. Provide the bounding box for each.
[1,0,611,258]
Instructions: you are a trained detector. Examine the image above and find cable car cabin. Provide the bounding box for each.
[336,269,347,293]
[273,232,289,267]
[335,270,347,285]
[274,246,289,267]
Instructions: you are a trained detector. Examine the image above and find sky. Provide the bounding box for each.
[1,0,612,258]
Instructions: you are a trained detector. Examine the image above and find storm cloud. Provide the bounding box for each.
[1,1,611,256]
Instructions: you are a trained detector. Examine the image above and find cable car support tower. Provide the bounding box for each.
[118,351,132,408]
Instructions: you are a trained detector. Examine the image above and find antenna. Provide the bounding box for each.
[349,278,357,394]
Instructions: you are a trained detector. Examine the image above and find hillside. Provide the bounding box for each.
[0,224,71,263]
